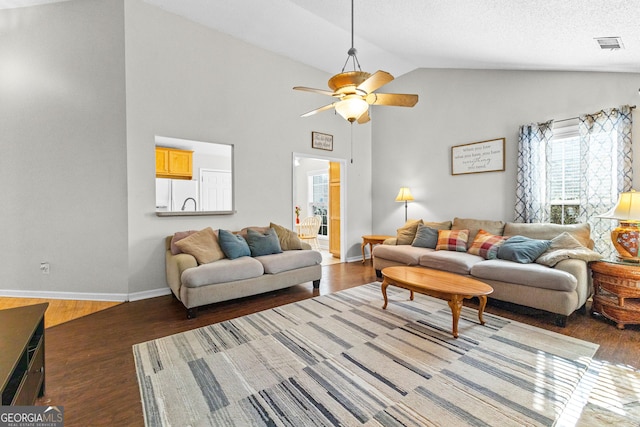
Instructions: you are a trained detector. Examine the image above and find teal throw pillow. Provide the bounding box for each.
[411,224,439,249]
[218,229,251,259]
[497,235,551,263]
[245,227,283,257]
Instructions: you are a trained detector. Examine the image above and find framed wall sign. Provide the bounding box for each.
[311,132,333,151]
[451,138,505,175]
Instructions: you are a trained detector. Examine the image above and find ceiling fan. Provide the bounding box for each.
[293,0,418,124]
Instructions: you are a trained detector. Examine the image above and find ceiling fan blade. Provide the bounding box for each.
[356,70,394,94]
[293,86,337,97]
[301,103,336,118]
[357,109,370,124]
[366,93,419,107]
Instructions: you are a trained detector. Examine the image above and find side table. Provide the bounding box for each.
[361,235,393,264]
[590,260,640,329]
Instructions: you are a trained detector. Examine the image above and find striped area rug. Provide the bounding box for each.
[133,283,599,426]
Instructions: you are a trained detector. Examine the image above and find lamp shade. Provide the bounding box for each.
[335,95,368,123]
[395,187,414,202]
[598,190,640,220]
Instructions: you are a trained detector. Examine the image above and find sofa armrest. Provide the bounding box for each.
[554,259,592,307]
[165,250,198,297]
[383,237,398,245]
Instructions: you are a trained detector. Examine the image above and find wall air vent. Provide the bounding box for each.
[595,37,624,50]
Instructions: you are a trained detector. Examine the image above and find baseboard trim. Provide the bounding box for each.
[0,289,129,302]
[0,287,172,302]
[128,287,172,302]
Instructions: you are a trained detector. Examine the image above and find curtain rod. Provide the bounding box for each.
[555,105,636,124]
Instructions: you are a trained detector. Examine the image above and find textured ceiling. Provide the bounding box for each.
[5,0,640,77]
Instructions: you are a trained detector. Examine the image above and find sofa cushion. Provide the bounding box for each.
[536,232,602,267]
[218,229,251,259]
[373,244,431,266]
[419,251,484,275]
[436,229,468,252]
[180,256,264,287]
[170,230,198,255]
[245,227,283,257]
[255,249,322,274]
[270,222,303,250]
[396,219,423,245]
[503,222,592,248]
[467,229,508,260]
[174,227,226,264]
[452,218,506,248]
[471,259,577,292]
[411,224,439,248]
[497,235,551,263]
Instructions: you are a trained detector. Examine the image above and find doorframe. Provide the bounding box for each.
[292,152,347,263]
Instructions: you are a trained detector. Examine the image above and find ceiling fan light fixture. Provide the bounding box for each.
[335,95,368,123]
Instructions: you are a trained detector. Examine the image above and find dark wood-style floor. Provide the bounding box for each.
[38,262,639,426]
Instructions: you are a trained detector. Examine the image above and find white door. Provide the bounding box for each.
[200,169,232,211]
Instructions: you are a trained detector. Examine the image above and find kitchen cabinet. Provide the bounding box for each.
[156,147,193,180]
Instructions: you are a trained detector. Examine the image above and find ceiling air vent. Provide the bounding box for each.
[595,37,624,50]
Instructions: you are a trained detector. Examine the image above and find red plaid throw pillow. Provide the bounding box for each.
[435,229,469,252]
[468,229,508,259]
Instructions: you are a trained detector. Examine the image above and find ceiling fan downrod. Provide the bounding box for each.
[341,0,362,73]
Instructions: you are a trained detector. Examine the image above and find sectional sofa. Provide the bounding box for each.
[165,225,322,318]
[373,218,602,326]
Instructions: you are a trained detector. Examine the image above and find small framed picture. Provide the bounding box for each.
[451,138,505,175]
[311,132,333,151]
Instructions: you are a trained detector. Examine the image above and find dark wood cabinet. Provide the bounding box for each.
[0,303,48,405]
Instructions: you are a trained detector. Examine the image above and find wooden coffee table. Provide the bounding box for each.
[381,266,493,338]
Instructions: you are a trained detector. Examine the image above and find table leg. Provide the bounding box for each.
[477,295,487,325]
[381,279,389,309]
[409,290,414,301]
[361,241,367,263]
[447,295,463,338]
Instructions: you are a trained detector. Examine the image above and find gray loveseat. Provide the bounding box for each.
[373,218,602,326]
[165,225,322,318]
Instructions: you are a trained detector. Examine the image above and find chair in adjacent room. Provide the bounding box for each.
[298,216,322,250]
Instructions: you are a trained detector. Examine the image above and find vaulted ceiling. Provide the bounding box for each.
[5,0,640,77]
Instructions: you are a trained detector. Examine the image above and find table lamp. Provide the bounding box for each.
[395,187,414,222]
[598,190,640,261]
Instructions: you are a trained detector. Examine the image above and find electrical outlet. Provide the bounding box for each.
[40,262,50,274]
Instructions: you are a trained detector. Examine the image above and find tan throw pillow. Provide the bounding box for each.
[270,223,303,250]
[396,219,423,245]
[174,227,225,264]
[535,232,602,267]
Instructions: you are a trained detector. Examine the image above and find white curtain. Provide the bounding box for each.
[578,105,633,256]
[514,120,554,223]
[515,106,633,258]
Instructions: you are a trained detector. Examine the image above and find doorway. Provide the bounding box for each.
[293,153,346,264]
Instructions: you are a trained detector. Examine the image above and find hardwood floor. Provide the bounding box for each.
[37,262,639,426]
[0,297,121,328]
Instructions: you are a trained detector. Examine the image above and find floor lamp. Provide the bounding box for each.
[395,187,414,222]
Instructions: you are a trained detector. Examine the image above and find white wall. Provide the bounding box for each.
[0,0,129,298]
[124,0,372,295]
[372,68,640,236]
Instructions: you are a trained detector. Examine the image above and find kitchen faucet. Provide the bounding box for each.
[181,197,197,211]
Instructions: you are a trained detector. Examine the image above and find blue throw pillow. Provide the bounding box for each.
[411,224,439,249]
[245,228,283,257]
[218,229,251,259]
[497,235,551,263]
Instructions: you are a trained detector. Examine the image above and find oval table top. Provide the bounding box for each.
[381,266,493,296]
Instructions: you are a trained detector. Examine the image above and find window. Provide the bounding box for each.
[549,123,580,224]
[308,172,328,237]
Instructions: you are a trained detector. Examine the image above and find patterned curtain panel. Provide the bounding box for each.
[514,121,554,222]
[578,105,633,257]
